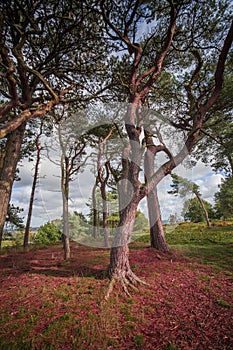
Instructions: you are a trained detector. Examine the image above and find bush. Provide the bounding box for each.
[34,222,62,244]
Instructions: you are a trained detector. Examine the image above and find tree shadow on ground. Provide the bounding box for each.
[0,245,109,280]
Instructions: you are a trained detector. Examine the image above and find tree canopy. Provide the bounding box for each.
[0,0,110,138]
[0,0,232,295]
[182,198,215,223]
[214,176,233,219]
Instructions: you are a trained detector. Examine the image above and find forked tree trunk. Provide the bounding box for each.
[58,124,71,260]
[0,123,26,248]
[105,13,232,298]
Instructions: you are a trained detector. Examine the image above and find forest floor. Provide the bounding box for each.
[0,222,233,350]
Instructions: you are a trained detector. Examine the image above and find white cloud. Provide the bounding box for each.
[195,173,224,203]
[10,147,224,227]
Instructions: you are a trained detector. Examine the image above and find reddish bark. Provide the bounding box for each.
[144,132,170,252]
[0,123,26,248]
[103,5,233,293]
[106,1,179,287]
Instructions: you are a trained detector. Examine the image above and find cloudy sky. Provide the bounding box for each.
[10,103,224,228]
[11,152,223,228]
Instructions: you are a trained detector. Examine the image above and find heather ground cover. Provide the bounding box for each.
[0,221,232,350]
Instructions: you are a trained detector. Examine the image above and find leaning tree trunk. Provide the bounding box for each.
[195,192,211,228]
[144,133,170,252]
[0,123,26,248]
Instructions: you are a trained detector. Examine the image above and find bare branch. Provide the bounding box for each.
[138,3,178,99]
[0,100,56,139]
[0,27,19,116]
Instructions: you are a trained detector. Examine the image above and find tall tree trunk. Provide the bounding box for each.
[62,185,70,260]
[98,140,111,248]
[147,187,170,251]
[109,243,130,278]
[106,198,148,298]
[24,124,43,249]
[195,192,211,227]
[109,201,138,274]
[58,124,71,260]
[61,153,71,260]
[0,123,26,248]
[101,2,232,298]
[144,132,170,252]
[101,182,109,248]
[92,180,98,239]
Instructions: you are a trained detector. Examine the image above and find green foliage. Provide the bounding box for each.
[182,198,214,223]
[193,71,233,176]
[52,212,89,240]
[68,212,89,240]
[169,174,200,197]
[88,189,119,228]
[134,334,145,346]
[4,204,24,231]
[214,176,233,219]
[0,221,233,348]
[215,298,232,308]
[164,344,180,350]
[134,210,149,232]
[34,222,62,244]
[135,220,233,271]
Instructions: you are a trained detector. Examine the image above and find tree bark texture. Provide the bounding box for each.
[147,187,170,251]
[92,181,98,239]
[109,200,139,278]
[0,123,26,247]
[144,135,170,252]
[62,180,70,260]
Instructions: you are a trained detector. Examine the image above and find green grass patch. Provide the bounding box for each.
[136,221,233,272]
[215,298,232,308]
[0,221,233,349]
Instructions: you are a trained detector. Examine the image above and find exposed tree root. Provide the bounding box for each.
[105,278,116,300]
[105,269,149,300]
